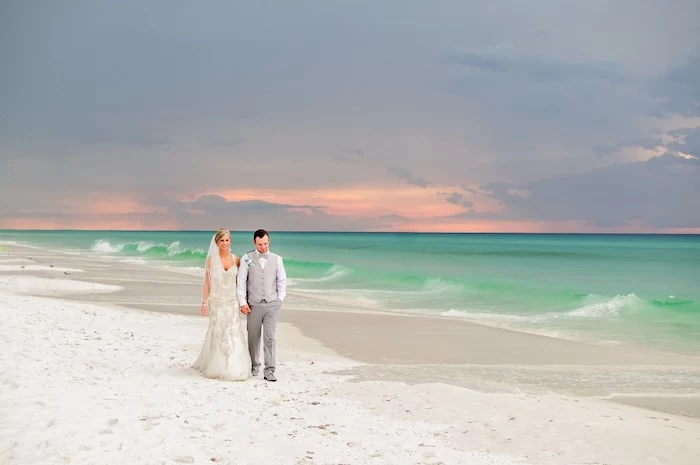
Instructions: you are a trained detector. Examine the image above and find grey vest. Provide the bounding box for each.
[244,250,280,303]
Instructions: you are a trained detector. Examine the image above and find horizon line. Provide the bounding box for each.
[1,228,699,236]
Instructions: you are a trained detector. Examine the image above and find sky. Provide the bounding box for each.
[1,0,699,232]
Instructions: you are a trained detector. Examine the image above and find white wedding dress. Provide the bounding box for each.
[193,258,252,381]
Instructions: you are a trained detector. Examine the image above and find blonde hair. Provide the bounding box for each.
[214,228,231,244]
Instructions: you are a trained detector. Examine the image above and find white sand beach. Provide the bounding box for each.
[1,243,699,465]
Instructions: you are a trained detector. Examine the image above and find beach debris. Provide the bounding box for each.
[307,424,330,430]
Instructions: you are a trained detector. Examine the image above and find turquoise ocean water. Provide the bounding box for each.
[2,230,699,354]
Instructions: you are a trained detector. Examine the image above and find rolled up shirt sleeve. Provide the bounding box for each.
[277,256,287,302]
[237,254,249,307]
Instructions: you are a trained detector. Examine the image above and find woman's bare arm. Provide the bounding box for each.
[201,257,211,315]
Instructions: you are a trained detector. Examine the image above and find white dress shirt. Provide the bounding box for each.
[237,251,287,307]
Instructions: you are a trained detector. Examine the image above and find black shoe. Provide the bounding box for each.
[264,372,277,382]
[251,368,259,377]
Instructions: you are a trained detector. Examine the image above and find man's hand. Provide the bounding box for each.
[240,304,251,315]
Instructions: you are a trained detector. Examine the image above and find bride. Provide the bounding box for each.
[193,228,252,380]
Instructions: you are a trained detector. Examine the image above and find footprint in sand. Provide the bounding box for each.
[107,418,119,426]
[140,418,160,431]
[173,456,195,464]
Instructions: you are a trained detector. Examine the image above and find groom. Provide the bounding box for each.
[237,229,287,382]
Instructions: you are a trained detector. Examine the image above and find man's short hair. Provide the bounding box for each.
[253,229,269,240]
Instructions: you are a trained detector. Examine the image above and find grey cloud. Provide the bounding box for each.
[174,195,324,216]
[0,1,278,151]
[592,137,664,158]
[668,127,700,157]
[164,195,397,231]
[0,193,393,231]
[443,51,623,84]
[441,55,648,170]
[0,209,74,220]
[650,55,700,117]
[669,128,694,138]
[2,1,700,231]
[461,186,480,195]
[477,154,700,228]
[445,192,474,211]
[461,185,494,196]
[387,165,429,188]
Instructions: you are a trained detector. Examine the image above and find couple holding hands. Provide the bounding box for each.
[193,228,287,382]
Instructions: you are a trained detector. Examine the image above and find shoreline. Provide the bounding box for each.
[2,241,700,418]
[4,235,698,355]
[2,241,700,464]
[4,239,698,354]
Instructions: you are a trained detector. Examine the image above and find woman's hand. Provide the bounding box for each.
[201,302,208,316]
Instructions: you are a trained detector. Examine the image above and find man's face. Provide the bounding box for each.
[254,235,269,254]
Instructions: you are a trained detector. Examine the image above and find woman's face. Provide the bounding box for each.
[217,234,231,252]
